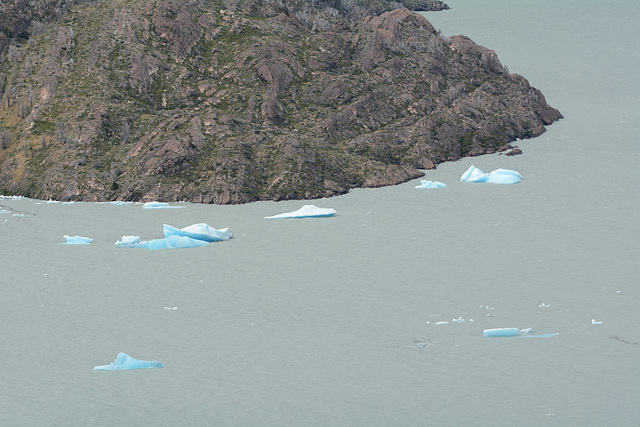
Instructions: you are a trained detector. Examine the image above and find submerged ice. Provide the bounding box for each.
[265,204,337,219]
[93,352,164,370]
[461,165,522,184]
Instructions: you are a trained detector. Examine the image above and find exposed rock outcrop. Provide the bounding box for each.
[0,0,561,203]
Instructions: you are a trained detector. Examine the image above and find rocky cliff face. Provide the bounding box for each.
[0,0,561,203]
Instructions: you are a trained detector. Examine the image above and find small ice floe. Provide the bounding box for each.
[93,352,164,370]
[0,209,10,214]
[110,201,129,206]
[142,201,184,209]
[163,223,232,242]
[434,321,449,325]
[62,201,75,205]
[452,317,465,323]
[265,204,337,219]
[592,319,603,325]
[415,180,447,189]
[164,307,179,310]
[461,165,522,184]
[62,235,93,245]
[115,235,209,250]
[484,328,559,338]
[484,328,520,337]
[539,302,551,308]
[479,305,494,310]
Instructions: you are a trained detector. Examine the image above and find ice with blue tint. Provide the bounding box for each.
[484,328,559,338]
[110,201,129,206]
[93,352,165,370]
[62,235,93,245]
[142,201,184,209]
[115,234,209,250]
[163,223,232,242]
[265,204,337,219]
[415,180,447,189]
[461,165,522,184]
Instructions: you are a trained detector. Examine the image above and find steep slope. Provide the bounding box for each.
[0,0,561,203]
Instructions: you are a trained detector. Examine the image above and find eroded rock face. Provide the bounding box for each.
[0,0,561,203]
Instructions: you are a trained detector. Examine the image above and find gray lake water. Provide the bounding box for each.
[1,0,639,425]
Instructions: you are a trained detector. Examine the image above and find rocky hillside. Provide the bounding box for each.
[0,0,561,203]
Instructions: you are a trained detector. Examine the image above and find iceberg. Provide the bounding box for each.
[461,165,522,184]
[265,204,337,219]
[484,328,559,338]
[415,180,447,189]
[484,328,521,337]
[93,352,165,370]
[142,201,184,209]
[115,234,209,250]
[163,223,232,242]
[62,235,93,245]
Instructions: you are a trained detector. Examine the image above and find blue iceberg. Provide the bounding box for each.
[163,223,232,242]
[265,204,337,219]
[484,328,559,338]
[115,235,209,250]
[62,235,93,245]
[461,165,522,184]
[142,201,184,209]
[93,352,165,370]
[415,180,447,189]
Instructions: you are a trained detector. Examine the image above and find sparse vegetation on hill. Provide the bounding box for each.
[0,0,561,203]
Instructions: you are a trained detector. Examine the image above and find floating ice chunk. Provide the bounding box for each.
[435,321,449,325]
[484,328,559,338]
[539,302,551,308]
[110,201,129,206]
[484,328,520,337]
[0,209,10,214]
[461,165,488,182]
[63,201,75,205]
[592,319,603,325]
[115,235,209,250]
[452,317,465,323]
[415,180,447,189]
[163,223,232,242]
[461,165,522,184]
[142,201,184,209]
[265,204,337,219]
[62,235,93,245]
[93,352,164,370]
[115,235,141,246]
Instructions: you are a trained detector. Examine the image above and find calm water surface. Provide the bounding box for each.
[1,0,638,425]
